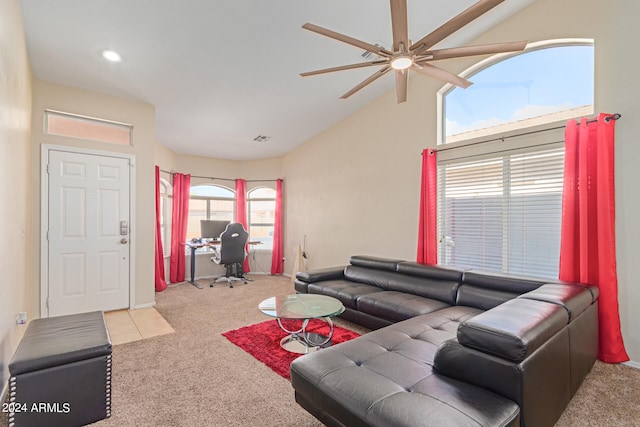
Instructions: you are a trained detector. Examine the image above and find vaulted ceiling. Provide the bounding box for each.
[19,0,535,160]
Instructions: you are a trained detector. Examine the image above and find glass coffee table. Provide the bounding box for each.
[259,294,345,354]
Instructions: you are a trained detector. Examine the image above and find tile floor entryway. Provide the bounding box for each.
[104,307,174,345]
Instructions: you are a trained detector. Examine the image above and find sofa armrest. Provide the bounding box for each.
[295,266,346,283]
[436,324,573,427]
[457,298,568,363]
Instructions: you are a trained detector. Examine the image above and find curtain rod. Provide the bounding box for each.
[434,113,622,153]
[159,169,279,183]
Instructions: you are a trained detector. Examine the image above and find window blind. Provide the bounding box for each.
[437,146,564,279]
[161,193,173,257]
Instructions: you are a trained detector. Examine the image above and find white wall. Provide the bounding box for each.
[0,0,33,397]
[281,0,640,362]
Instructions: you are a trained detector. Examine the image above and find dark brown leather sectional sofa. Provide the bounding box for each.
[291,256,599,427]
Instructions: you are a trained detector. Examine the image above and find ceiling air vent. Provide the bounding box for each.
[361,42,387,59]
[253,135,271,143]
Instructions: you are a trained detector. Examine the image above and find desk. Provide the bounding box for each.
[183,241,261,289]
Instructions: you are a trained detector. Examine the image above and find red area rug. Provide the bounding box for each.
[222,319,360,379]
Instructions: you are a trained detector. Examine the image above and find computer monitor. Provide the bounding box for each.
[200,220,230,240]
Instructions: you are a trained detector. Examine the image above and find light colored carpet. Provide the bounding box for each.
[2,275,639,426]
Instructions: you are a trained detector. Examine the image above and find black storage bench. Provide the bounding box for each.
[8,311,112,427]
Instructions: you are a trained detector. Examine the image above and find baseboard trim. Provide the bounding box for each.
[623,360,640,370]
[133,302,156,310]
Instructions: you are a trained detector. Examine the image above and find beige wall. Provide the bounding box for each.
[0,0,33,395]
[282,0,640,363]
[596,0,640,365]
[30,80,157,311]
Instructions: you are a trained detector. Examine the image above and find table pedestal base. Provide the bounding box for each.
[277,317,335,354]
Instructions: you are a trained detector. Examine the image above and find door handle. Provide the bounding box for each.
[121,238,128,244]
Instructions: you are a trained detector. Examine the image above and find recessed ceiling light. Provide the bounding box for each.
[102,50,122,62]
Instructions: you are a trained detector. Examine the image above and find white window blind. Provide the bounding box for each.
[437,145,564,279]
[160,181,172,257]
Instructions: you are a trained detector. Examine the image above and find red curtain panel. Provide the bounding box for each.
[417,149,438,265]
[154,166,167,292]
[235,179,250,273]
[169,173,191,283]
[271,178,284,275]
[559,113,629,363]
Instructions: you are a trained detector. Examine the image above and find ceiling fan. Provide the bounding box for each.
[300,0,528,103]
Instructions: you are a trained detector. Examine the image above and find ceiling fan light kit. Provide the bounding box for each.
[390,55,413,70]
[300,0,528,103]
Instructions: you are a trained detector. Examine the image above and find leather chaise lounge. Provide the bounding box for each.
[291,256,598,427]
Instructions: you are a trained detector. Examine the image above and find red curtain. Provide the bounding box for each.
[559,113,629,363]
[154,166,168,292]
[169,173,191,283]
[417,149,438,265]
[235,179,250,273]
[271,178,284,274]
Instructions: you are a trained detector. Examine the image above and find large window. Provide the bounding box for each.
[438,147,564,278]
[187,184,235,245]
[248,187,276,250]
[437,42,594,279]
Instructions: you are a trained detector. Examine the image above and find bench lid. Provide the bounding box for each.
[9,311,112,375]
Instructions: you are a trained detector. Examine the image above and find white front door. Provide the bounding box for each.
[46,149,131,317]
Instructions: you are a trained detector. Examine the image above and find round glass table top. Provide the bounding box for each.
[259,294,345,320]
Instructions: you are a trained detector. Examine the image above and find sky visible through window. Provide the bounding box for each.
[445,45,594,137]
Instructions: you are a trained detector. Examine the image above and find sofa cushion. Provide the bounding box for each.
[518,283,596,321]
[349,255,402,271]
[387,274,460,305]
[457,270,547,310]
[344,265,461,305]
[396,261,464,282]
[357,292,451,323]
[295,266,345,283]
[307,280,381,310]
[457,298,569,363]
[343,265,397,289]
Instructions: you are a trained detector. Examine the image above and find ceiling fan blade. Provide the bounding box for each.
[410,0,506,54]
[390,0,409,52]
[411,63,472,88]
[303,23,393,58]
[395,69,408,103]
[418,41,527,61]
[300,60,388,77]
[340,66,392,99]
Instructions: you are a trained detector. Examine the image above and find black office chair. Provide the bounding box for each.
[210,223,249,288]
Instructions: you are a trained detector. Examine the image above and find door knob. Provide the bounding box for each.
[121,238,128,244]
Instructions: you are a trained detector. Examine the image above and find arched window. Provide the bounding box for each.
[443,41,594,143]
[436,41,594,279]
[187,184,235,242]
[248,187,276,250]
